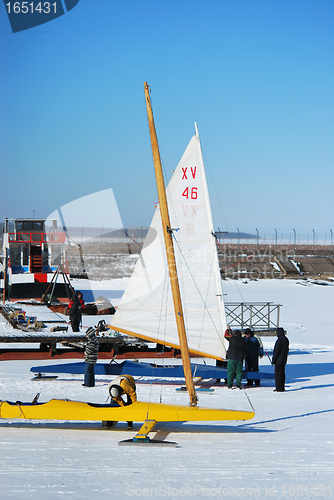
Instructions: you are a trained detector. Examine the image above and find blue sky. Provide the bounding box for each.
[1,0,334,234]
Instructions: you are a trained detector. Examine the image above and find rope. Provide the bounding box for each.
[196,245,216,355]
[156,272,169,408]
[233,279,245,303]
[0,400,24,419]
[172,233,225,346]
[201,149,229,233]
[122,230,143,250]
[145,266,170,417]
[265,349,275,370]
[241,387,255,412]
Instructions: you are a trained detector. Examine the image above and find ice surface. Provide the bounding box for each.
[1,278,334,499]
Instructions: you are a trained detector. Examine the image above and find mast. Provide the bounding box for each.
[144,82,197,406]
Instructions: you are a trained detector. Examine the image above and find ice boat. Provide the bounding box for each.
[2,83,254,442]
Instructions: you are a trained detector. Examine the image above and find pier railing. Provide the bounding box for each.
[225,302,281,332]
[8,233,66,243]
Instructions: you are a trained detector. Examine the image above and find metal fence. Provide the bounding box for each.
[216,229,334,248]
[225,302,281,331]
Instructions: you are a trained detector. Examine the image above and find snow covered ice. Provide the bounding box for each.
[1,278,334,499]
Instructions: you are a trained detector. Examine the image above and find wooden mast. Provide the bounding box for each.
[144,82,197,406]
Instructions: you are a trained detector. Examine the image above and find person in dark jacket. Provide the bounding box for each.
[244,328,263,387]
[225,328,246,388]
[82,327,99,387]
[272,327,289,392]
[68,291,84,332]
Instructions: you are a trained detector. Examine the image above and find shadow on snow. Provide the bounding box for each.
[286,362,334,382]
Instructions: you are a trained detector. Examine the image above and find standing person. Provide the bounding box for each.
[68,291,84,332]
[244,328,264,387]
[272,327,289,392]
[225,328,246,389]
[82,327,99,387]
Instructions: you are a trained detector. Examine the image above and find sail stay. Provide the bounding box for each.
[110,131,227,360]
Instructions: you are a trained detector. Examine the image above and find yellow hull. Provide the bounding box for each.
[0,399,254,422]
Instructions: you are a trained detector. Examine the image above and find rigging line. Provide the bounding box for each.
[122,229,143,250]
[201,148,229,233]
[220,262,246,304]
[157,270,170,405]
[145,265,170,416]
[233,278,245,302]
[0,201,37,215]
[171,232,225,346]
[242,387,255,412]
[196,243,216,356]
[265,349,274,367]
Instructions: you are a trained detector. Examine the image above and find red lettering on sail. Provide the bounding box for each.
[182,187,198,200]
[183,223,196,236]
[182,206,198,217]
[182,167,187,180]
[182,187,189,199]
[190,166,197,179]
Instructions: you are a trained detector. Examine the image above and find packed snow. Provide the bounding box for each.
[1,278,334,499]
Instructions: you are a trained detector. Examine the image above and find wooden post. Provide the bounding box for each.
[144,82,197,406]
[40,268,58,303]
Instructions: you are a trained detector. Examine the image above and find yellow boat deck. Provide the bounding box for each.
[0,399,254,423]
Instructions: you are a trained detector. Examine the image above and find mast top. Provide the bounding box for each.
[194,122,199,138]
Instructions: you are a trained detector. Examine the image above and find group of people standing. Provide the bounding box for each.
[68,288,288,407]
[225,326,289,392]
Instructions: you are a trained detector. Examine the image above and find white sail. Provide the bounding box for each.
[110,132,227,360]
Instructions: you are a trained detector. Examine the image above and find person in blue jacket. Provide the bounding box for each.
[272,327,289,392]
[244,328,263,387]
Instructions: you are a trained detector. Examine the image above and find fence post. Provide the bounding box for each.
[250,304,252,328]
[277,305,280,328]
[241,303,244,329]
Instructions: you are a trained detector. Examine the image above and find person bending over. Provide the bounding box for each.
[108,374,137,429]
